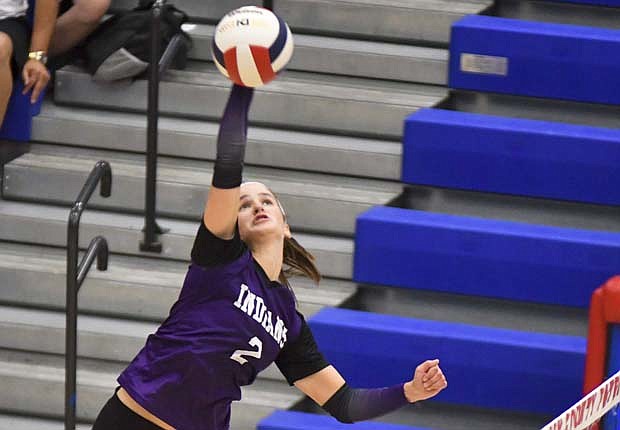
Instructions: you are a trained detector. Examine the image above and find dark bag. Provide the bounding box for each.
[83,0,192,81]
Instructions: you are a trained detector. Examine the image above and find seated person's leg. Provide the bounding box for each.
[49,0,111,56]
[0,32,14,127]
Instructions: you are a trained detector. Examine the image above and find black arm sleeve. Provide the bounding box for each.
[190,219,247,268]
[212,84,254,189]
[275,312,330,386]
[322,383,409,424]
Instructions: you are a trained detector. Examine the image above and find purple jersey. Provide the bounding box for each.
[118,249,303,430]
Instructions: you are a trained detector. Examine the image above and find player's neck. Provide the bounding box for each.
[251,240,284,281]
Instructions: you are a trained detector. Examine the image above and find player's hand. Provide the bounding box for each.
[22,59,50,103]
[403,359,447,403]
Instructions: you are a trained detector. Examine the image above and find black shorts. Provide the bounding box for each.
[0,16,30,79]
[60,0,73,15]
[92,388,163,430]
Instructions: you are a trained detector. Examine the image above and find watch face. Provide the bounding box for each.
[29,51,47,64]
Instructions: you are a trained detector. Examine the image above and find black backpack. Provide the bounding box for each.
[83,0,192,81]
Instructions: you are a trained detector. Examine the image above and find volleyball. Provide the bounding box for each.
[212,7,294,88]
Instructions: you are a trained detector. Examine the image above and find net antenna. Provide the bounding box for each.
[540,369,620,430]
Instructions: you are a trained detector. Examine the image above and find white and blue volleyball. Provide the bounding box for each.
[212,6,294,88]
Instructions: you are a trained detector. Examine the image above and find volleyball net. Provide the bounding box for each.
[540,276,620,430]
[539,369,620,430]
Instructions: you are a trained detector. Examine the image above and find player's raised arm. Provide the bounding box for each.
[203,85,254,239]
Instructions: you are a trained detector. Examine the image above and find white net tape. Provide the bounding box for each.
[540,370,620,430]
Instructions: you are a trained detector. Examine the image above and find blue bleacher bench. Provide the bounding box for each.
[258,410,430,430]
[449,15,620,105]
[0,81,43,142]
[610,325,620,377]
[402,108,620,206]
[354,206,620,308]
[0,0,44,142]
[307,307,585,415]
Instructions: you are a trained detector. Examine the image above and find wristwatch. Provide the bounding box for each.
[28,51,48,65]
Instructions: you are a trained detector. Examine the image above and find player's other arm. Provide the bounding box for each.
[203,85,254,240]
[295,361,447,423]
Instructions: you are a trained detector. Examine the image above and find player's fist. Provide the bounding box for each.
[403,359,447,403]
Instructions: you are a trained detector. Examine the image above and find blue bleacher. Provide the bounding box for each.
[610,325,620,376]
[354,206,620,307]
[402,108,620,206]
[0,0,44,142]
[449,15,620,105]
[0,81,43,142]
[308,307,585,415]
[258,410,429,430]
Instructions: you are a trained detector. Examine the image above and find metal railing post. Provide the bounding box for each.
[65,161,111,430]
[141,0,167,253]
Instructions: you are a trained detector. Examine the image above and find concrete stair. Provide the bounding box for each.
[54,63,447,139]
[0,349,301,430]
[182,23,449,84]
[0,242,356,321]
[0,200,353,279]
[0,413,90,430]
[2,144,402,236]
[110,0,492,45]
[275,0,493,44]
[32,103,402,180]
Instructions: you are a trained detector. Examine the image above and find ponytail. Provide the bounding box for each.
[262,186,321,287]
[279,236,321,287]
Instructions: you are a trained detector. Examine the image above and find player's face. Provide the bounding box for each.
[238,182,291,245]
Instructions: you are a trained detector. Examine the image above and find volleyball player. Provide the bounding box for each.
[92,85,447,430]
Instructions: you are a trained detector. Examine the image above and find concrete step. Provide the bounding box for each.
[32,102,402,180]
[0,413,90,430]
[0,303,290,382]
[444,90,620,131]
[349,285,588,337]
[0,242,357,321]
[0,349,302,429]
[110,0,261,23]
[110,0,491,45]
[275,0,493,45]
[3,144,401,236]
[492,0,620,30]
[0,305,152,363]
[53,63,448,139]
[0,200,353,279]
[183,23,448,84]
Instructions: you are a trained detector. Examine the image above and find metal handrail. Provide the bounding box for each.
[65,160,112,430]
[141,0,176,253]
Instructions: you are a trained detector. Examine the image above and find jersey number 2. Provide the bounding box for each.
[230,336,263,365]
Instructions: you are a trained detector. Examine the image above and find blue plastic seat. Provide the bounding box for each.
[258,410,430,430]
[308,307,585,415]
[402,108,620,206]
[354,206,620,307]
[449,15,620,105]
[0,0,44,142]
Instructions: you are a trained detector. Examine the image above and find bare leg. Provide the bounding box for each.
[48,0,111,56]
[0,32,14,128]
